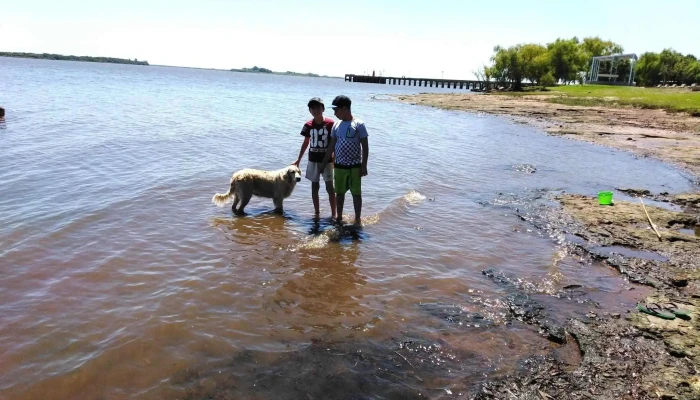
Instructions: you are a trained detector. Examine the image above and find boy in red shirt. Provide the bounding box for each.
[292,98,337,219]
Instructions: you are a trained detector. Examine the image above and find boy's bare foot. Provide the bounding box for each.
[353,218,362,226]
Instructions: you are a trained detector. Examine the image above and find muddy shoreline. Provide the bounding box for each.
[398,93,700,180]
[472,192,700,400]
[397,93,700,399]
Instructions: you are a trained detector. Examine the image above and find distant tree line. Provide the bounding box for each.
[230,66,325,77]
[636,49,700,86]
[231,66,274,73]
[281,71,322,77]
[475,37,700,89]
[0,52,149,65]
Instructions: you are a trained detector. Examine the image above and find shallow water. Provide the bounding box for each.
[0,57,696,399]
[679,227,700,236]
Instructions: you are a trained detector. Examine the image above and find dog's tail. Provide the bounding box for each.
[212,181,235,207]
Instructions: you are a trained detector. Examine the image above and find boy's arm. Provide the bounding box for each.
[292,137,310,166]
[319,137,337,172]
[360,137,369,176]
[358,122,369,176]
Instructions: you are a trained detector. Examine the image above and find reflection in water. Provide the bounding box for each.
[307,216,330,236]
[268,235,372,335]
[211,211,299,248]
[211,212,375,338]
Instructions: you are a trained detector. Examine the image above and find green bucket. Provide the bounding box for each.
[598,191,613,205]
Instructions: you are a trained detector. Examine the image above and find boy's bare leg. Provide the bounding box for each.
[325,180,337,219]
[311,182,320,216]
[336,193,345,224]
[352,194,362,225]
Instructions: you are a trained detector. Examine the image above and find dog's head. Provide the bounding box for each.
[286,166,302,183]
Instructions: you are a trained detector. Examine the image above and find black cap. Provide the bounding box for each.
[307,97,324,107]
[331,95,351,109]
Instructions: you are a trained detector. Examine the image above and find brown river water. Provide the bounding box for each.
[0,58,695,399]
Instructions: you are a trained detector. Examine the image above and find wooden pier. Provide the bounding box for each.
[344,74,490,90]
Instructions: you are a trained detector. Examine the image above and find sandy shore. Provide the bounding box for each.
[397,93,700,178]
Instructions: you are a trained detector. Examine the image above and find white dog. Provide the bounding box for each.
[212,165,302,214]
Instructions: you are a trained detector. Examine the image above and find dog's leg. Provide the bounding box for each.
[237,191,252,214]
[273,197,284,214]
[232,194,239,214]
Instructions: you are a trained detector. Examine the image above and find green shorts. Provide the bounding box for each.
[334,166,361,195]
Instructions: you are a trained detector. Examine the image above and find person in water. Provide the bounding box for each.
[320,95,369,225]
[292,97,337,219]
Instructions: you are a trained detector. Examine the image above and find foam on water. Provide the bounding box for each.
[403,189,427,205]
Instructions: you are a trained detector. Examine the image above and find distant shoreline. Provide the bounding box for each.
[230,66,338,78]
[155,64,340,78]
[0,55,340,78]
[0,52,148,65]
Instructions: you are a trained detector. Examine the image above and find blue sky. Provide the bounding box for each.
[3,0,699,78]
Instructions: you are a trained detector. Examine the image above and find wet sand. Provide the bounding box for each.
[471,193,700,400]
[398,93,700,178]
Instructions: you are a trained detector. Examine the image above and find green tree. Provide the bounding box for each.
[490,45,526,90]
[487,63,508,88]
[634,50,700,86]
[580,36,624,58]
[676,54,700,84]
[547,37,586,84]
[635,52,662,86]
[520,44,552,85]
[659,48,683,83]
[539,72,556,87]
[689,61,700,84]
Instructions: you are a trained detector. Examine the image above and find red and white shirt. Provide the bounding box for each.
[300,117,334,163]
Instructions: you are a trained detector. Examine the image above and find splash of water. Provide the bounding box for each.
[403,190,426,206]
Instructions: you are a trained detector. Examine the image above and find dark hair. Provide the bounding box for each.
[0,107,4,118]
